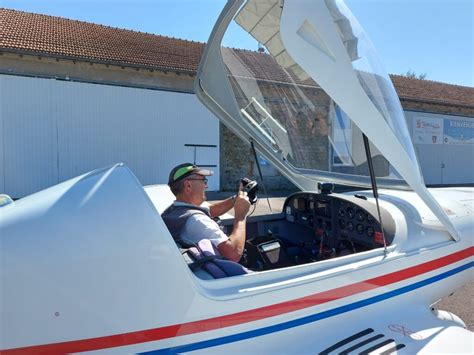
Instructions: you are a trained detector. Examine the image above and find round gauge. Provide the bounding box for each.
[367,214,375,223]
[347,221,354,231]
[346,207,355,219]
[356,224,364,234]
[338,207,345,217]
[356,210,365,221]
[366,226,374,237]
[338,219,346,229]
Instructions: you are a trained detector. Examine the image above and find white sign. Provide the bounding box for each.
[413,117,443,145]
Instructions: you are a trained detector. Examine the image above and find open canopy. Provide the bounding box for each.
[195,0,460,240]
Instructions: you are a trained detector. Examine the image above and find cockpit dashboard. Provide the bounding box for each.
[285,192,395,249]
[234,192,396,272]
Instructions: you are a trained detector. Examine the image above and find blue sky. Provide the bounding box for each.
[3,0,473,87]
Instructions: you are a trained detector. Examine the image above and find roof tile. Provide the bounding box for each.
[390,75,473,108]
[0,8,204,73]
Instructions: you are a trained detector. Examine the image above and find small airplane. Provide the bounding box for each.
[1,0,472,354]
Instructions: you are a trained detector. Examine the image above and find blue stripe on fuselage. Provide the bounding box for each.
[141,262,473,354]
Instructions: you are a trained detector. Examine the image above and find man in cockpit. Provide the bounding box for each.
[162,163,250,262]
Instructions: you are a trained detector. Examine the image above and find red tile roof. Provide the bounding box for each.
[1,8,473,108]
[0,8,204,73]
[390,75,473,108]
[223,48,316,86]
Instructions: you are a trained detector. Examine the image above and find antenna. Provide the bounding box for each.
[362,134,387,255]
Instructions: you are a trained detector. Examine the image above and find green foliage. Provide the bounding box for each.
[403,70,427,80]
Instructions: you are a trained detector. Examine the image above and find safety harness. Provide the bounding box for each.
[162,204,251,278]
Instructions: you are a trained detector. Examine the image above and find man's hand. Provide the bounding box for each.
[234,189,250,220]
[217,186,251,262]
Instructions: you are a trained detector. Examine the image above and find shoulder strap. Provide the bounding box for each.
[161,204,210,242]
[162,203,211,217]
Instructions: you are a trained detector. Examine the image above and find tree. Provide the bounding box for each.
[403,70,427,80]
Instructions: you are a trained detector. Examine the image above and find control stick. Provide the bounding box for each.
[241,178,258,205]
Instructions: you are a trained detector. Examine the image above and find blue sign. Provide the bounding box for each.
[444,119,474,145]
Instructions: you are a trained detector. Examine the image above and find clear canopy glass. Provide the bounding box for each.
[217,0,421,188]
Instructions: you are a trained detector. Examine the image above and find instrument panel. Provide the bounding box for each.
[284,192,395,249]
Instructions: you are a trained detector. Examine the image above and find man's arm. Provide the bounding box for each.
[208,195,235,218]
[217,191,250,262]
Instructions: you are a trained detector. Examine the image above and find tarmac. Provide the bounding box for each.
[207,191,473,331]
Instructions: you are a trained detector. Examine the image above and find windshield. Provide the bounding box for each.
[196,0,461,240]
[217,0,417,188]
[329,0,417,164]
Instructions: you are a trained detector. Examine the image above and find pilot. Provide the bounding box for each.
[162,163,250,262]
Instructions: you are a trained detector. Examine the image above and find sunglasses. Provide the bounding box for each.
[186,178,208,184]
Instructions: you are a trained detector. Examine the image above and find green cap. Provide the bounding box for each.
[168,163,213,185]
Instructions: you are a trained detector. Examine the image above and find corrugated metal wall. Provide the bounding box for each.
[0,81,4,194]
[0,75,220,198]
[406,111,474,185]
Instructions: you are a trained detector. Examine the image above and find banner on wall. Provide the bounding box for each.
[443,119,474,145]
[332,105,353,165]
[413,117,443,145]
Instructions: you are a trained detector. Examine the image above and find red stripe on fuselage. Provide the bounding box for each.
[2,247,472,354]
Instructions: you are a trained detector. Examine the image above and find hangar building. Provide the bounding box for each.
[1,8,473,198]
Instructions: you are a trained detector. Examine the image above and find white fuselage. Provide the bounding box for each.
[0,164,472,354]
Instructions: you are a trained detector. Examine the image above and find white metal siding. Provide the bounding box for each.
[1,75,58,197]
[441,145,474,184]
[0,77,4,193]
[414,144,443,185]
[406,111,474,185]
[1,75,219,198]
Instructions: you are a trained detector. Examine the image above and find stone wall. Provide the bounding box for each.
[219,78,333,192]
[0,52,195,93]
[219,76,390,191]
[220,92,474,191]
[220,124,296,191]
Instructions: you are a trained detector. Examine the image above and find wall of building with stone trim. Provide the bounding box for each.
[3,54,473,190]
[220,98,474,191]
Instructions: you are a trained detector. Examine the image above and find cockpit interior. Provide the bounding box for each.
[222,191,396,272]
